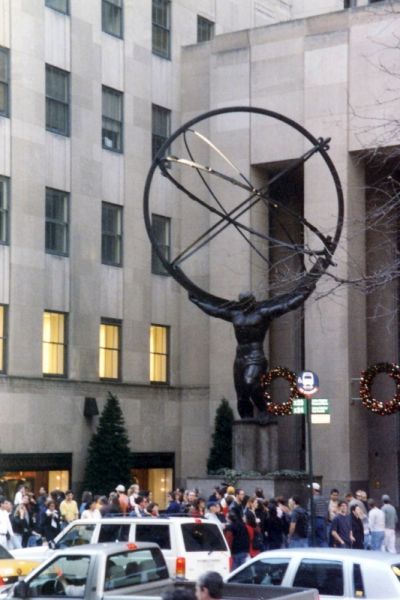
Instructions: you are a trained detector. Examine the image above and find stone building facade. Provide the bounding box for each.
[0,0,398,505]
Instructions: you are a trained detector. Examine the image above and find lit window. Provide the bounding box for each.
[197,16,214,43]
[102,86,123,152]
[0,177,9,244]
[102,0,123,38]
[45,0,69,14]
[99,320,121,380]
[0,47,9,117]
[46,65,70,136]
[150,324,169,383]
[43,311,67,376]
[46,188,69,256]
[102,202,122,266]
[152,0,171,59]
[151,214,170,275]
[0,305,7,373]
[152,104,171,160]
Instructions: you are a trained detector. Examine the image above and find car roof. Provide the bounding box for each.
[69,517,212,525]
[52,542,160,557]
[253,548,400,565]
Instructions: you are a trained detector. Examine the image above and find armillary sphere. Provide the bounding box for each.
[143,106,344,307]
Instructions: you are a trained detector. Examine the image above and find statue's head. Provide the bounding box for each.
[238,291,256,311]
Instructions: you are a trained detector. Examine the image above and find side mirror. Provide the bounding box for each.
[13,581,29,599]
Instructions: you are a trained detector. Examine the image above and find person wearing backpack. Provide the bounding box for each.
[288,496,309,548]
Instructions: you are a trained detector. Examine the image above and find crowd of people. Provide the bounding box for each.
[0,481,398,565]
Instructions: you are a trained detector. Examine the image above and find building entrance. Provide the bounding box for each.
[130,452,174,510]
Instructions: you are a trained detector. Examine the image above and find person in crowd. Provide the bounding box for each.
[328,488,339,522]
[287,496,308,548]
[165,491,182,514]
[147,502,160,517]
[42,499,61,542]
[231,489,245,519]
[128,484,140,510]
[59,490,79,528]
[130,495,150,517]
[330,501,354,548]
[14,485,26,507]
[189,498,206,518]
[245,510,263,557]
[81,499,101,520]
[381,494,398,553]
[310,483,329,547]
[205,502,225,525]
[12,501,32,547]
[0,496,14,549]
[115,485,129,514]
[264,503,284,550]
[368,498,385,551]
[350,504,364,549]
[196,571,223,600]
[79,491,93,516]
[224,510,249,570]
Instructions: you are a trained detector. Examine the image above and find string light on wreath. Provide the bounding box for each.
[261,366,303,416]
[360,362,400,416]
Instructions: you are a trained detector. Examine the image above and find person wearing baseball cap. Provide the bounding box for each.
[115,485,129,514]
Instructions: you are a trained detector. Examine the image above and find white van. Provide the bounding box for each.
[11,517,231,581]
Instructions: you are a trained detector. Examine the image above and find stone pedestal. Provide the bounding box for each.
[233,419,278,474]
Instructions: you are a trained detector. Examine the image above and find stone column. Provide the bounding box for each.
[233,420,278,474]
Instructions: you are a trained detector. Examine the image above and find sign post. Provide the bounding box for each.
[297,371,320,547]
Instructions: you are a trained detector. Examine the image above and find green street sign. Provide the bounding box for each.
[292,398,306,415]
[291,398,330,416]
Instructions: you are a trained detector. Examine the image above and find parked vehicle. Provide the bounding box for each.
[0,545,39,588]
[11,517,230,581]
[225,547,400,600]
[7,542,170,600]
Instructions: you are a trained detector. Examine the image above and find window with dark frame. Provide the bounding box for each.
[42,311,67,377]
[0,305,7,373]
[102,202,122,266]
[99,319,121,380]
[102,0,123,38]
[0,176,9,245]
[151,214,170,275]
[152,0,171,59]
[197,16,214,43]
[45,0,69,15]
[150,324,169,383]
[102,86,123,152]
[0,47,9,117]
[46,65,70,136]
[45,188,69,256]
[152,104,171,160]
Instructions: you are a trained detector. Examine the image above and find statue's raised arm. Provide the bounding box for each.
[188,293,233,322]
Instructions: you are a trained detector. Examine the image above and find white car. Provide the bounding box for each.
[11,517,230,581]
[225,547,400,600]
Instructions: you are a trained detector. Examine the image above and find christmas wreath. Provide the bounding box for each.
[261,366,301,416]
[360,362,400,416]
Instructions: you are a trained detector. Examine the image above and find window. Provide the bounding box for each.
[150,324,169,383]
[181,523,228,552]
[0,176,9,244]
[135,524,171,549]
[102,202,122,266]
[152,104,171,160]
[102,86,123,152]
[353,564,365,598]
[151,215,170,275]
[55,524,96,548]
[0,305,7,373]
[0,47,9,117]
[43,311,67,376]
[99,319,121,379]
[98,524,130,543]
[45,0,69,14]
[293,559,344,596]
[45,188,69,256]
[26,555,90,598]
[104,549,169,591]
[197,16,214,43]
[46,65,69,136]
[102,0,123,38]
[152,0,171,59]
[227,558,290,585]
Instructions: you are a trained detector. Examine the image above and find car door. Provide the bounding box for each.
[228,557,291,586]
[291,557,349,600]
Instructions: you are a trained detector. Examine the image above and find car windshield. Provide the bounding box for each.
[0,544,12,559]
[56,524,96,548]
[181,523,227,552]
[391,564,400,581]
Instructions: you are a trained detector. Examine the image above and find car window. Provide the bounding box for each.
[293,559,344,596]
[28,555,90,597]
[104,549,169,590]
[98,524,130,543]
[57,524,96,548]
[353,564,365,598]
[229,558,290,585]
[135,524,171,550]
[0,544,12,559]
[181,523,227,552]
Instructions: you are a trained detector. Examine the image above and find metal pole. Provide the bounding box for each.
[306,394,316,546]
